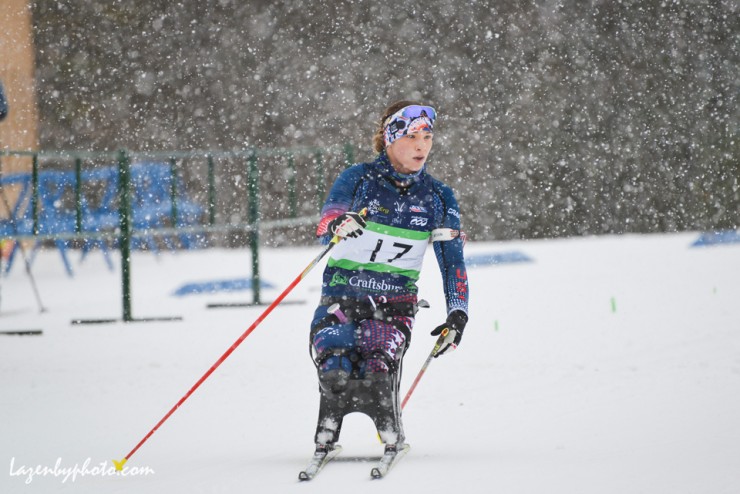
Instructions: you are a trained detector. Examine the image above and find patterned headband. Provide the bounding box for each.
[383,105,436,147]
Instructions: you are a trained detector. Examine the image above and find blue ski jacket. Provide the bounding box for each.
[316,152,469,317]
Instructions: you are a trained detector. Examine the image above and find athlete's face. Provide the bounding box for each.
[386,131,434,174]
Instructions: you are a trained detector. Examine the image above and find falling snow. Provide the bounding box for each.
[26,0,739,242]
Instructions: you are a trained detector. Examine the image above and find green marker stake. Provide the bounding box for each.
[494,320,499,332]
[610,297,617,313]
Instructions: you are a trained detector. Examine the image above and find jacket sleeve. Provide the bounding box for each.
[432,184,469,316]
[316,164,365,242]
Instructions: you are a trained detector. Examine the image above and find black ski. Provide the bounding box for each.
[370,443,410,479]
[298,444,342,481]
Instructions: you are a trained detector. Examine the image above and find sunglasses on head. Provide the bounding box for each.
[384,105,437,130]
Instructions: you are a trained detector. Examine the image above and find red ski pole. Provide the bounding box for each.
[114,234,342,471]
[401,328,448,410]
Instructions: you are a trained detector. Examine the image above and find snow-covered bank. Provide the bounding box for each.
[1,232,739,493]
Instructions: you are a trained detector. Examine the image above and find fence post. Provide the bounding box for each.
[117,149,133,322]
[169,157,179,226]
[248,151,260,305]
[343,142,355,168]
[314,150,324,212]
[207,154,216,226]
[288,153,296,218]
[74,157,83,234]
[31,153,39,235]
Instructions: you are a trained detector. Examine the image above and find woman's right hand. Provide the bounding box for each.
[329,212,367,239]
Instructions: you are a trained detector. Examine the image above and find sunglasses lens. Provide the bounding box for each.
[402,105,436,122]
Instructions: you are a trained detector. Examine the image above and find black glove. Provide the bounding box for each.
[328,211,367,239]
[431,310,468,357]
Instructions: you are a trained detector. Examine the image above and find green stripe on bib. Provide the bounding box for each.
[365,221,431,241]
[327,258,421,280]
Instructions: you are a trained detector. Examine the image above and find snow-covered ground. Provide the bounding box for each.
[1,232,739,493]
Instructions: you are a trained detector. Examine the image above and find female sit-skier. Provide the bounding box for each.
[305,100,469,477]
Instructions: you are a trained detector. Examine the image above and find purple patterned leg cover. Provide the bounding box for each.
[358,317,412,373]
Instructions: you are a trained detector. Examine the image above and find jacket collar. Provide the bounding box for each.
[371,151,427,189]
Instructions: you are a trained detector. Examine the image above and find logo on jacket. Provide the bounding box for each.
[349,276,404,293]
[455,269,468,301]
[394,201,407,214]
[368,199,389,216]
[329,272,349,287]
[410,216,428,226]
[404,280,419,293]
[410,205,428,213]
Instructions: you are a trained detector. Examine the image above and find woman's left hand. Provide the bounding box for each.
[431,310,468,357]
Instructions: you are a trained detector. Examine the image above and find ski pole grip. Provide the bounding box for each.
[329,207,368,244]
[327,303,348,324]
[432,327,449,354]
[439,327,449,339]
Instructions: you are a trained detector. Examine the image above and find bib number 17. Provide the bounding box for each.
[369,239,412,263]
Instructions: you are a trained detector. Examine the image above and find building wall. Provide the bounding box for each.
[0,0,39,216]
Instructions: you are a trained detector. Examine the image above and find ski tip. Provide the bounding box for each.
[112,458,127,471]
[298,471,310,481]
[370,467,383,479]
